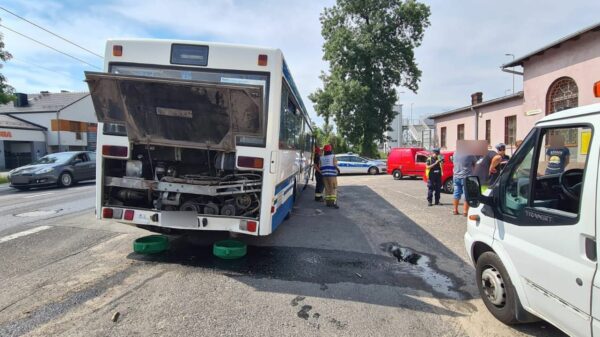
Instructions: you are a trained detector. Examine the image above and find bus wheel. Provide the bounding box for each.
[393,170,402,180]
[476,252,519,324]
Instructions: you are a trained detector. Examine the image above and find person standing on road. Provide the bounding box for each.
[452,152,477,216]
[320,144,339,209]
[426,148,444,206]
[313,145,324,201]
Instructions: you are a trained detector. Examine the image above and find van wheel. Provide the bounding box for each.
[58,172,74,187]
[444,179,454,194]
[393,170,402,180]
[368,167,379,175]
[476,252,519,324]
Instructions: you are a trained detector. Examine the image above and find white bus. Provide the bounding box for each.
[87,39,313,236]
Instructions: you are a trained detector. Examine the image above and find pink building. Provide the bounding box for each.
[430,23,600,153]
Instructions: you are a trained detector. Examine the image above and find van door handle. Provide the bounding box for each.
[585,237,596,261]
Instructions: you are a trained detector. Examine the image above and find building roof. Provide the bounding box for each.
[0,114,46,130]
[502,22,600,68]
[0,92,89,114]
[428,91,524,120]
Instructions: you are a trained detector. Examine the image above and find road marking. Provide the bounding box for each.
[0,225,52,244]
[23,192,54,199]
[389,188,421,200]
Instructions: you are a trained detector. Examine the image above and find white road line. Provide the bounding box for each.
[0,225,52,244]
[22,192,54,199]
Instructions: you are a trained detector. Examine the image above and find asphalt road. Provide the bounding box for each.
[0,176,566,337]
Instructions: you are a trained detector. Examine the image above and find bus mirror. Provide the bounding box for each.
[465,176,482,208]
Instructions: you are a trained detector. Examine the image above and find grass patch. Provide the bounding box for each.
[0,176,8,184]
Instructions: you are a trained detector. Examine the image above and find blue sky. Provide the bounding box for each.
[1,0,600,126]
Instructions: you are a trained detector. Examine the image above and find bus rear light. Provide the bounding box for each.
[238,156,263,169]
[102,208,113,219]
[113,45,123,56]
[246,221,257,232]
[258,54,268,66]
[102,145,128,158]
[124,210,135,221]
[594,81,600,98]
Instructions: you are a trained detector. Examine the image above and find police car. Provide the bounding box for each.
[335,153,387,175]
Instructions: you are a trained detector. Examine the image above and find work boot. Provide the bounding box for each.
[428,202,433,206]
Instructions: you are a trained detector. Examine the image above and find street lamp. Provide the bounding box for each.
[410,103,414,125]
[505,53,515,94]
[397,91,405,148]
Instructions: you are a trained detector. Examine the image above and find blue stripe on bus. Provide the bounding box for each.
[272,190,294,231]
[275,174,297,195]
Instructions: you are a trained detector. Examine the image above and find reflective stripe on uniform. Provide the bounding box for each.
[320,155,337,177]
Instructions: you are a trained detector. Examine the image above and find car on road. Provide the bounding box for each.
[8,151,96,190]
[335,153,387,175]
[464,91,600,337]
[386,147,426,179]
[421,150,455,193]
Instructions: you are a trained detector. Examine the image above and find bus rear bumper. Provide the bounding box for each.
[101,207,260,236]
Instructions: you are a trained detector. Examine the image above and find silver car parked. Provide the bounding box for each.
[8,151,96,190]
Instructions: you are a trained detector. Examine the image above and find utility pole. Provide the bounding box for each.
[397,91,405,148]
[410,103,414,125]
[505,53,515,94]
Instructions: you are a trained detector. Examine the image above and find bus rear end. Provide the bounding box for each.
[89,39,279,236]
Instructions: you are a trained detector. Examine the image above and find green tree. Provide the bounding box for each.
[0,19,14,104]
[310,0,430,157]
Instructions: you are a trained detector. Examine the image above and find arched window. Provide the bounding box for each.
[546,77,578,115]
[546,77,579,146]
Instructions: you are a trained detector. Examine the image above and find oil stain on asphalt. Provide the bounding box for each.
[129,238,471,303]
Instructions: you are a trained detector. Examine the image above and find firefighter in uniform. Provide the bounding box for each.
[426,148,444,206]
[320,144,339,208]
[313,145,324,201]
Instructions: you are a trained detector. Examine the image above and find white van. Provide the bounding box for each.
[464,85,600,337]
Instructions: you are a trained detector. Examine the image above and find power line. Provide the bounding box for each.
[0,6,103,59]
[10,56,77,79]
[0,23,101,70]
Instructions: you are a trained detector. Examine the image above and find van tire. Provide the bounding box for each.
[444,178,454,194]
[476,252,519,324]
[368,167,379,175]
[392,170,402,180]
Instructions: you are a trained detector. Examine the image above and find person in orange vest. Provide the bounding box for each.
[313,145,324,201]
[320,144,339,208]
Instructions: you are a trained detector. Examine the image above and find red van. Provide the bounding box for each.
[421,150,455,193]
[387,147,426,180]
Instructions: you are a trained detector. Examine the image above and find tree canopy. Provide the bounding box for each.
[0,19,14,104]
[310,0,430,156]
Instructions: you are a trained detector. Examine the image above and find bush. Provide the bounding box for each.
[0,176,8,184]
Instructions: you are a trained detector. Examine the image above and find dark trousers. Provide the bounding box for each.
[427,174,441,204]
[315,172,324,200]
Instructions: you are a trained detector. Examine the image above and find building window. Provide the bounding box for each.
[440,127,446,148]
[75,132,82,140]
[546,77,578,115]
[546,77,579,146]
[485,120,491,144]
[505,115,517,145]
[457,124,465,141]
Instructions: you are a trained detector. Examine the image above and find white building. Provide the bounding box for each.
[0,91,97,170]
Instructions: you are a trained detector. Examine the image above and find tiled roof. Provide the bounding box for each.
[0,114,46,130]
[0,92,89,114]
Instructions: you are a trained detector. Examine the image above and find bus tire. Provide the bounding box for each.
[393,170,402,180]
[476,252,519,324]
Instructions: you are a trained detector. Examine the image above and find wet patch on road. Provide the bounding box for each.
[291,296,305,306]
[297,305,313,320]
[128,238,471,306]
[381,242,464,300]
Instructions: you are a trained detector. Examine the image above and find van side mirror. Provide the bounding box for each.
[465,176,482,208]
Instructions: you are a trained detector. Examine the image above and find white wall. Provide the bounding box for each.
[60,96,97,122]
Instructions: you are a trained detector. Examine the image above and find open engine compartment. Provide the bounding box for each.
[103,144,262,219]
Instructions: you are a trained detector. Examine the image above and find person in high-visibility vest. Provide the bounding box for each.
[320,144,339,208]
[313,145,324,201]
